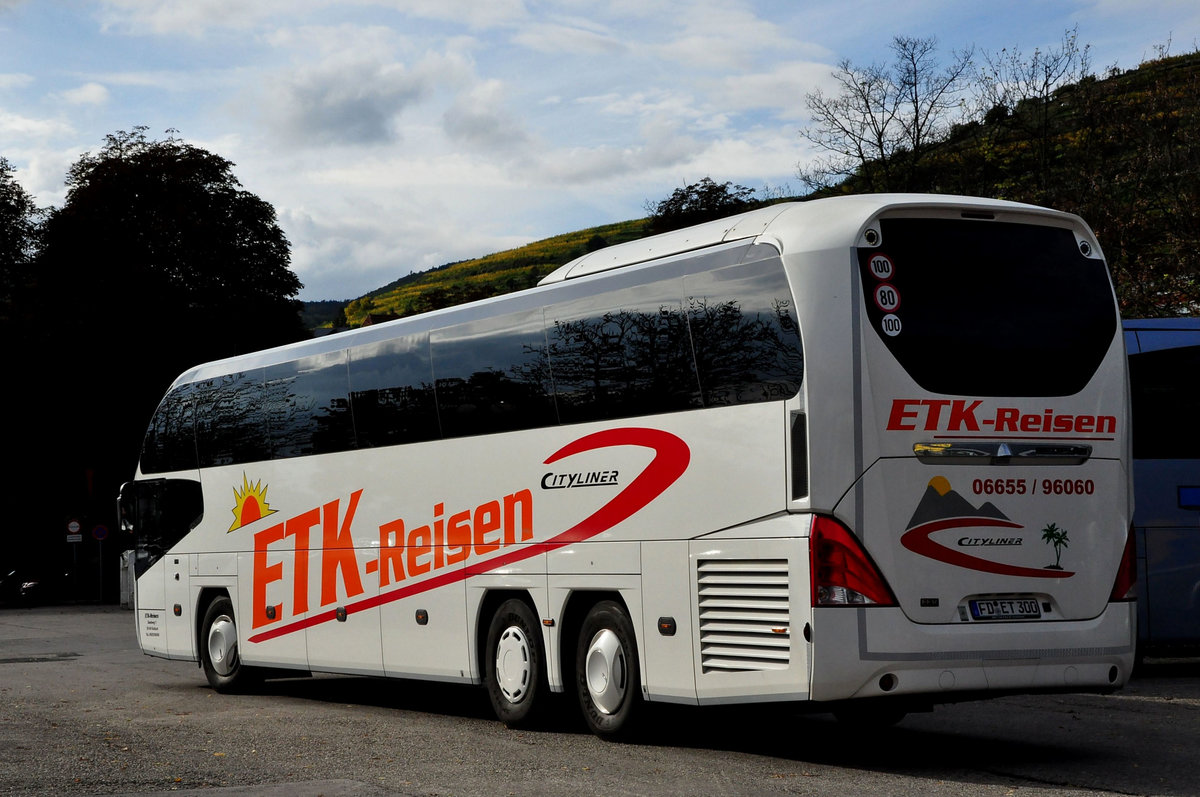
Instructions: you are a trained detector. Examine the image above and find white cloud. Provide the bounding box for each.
[57,82,111,105]
[6,0,1193,303]
[707,60,839,120]
[0,72,34,90]
[383,0,529,30]
[0,110,74,142]
[95,0,326,35]
[95,0,530,36]
[255,32,478,147]
[262,59,432,146]
[510,20,627,55]
[442,79,533,154]
[13,146,88,206]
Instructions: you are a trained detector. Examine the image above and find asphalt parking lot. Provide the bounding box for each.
[3,605,1199,796]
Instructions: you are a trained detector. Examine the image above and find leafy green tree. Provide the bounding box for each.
[0,156,38,328]
[40,127,304,358]
[646,177,756,234]
[24,128,307,600]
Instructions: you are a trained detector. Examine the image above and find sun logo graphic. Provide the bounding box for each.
[229,474,278,532]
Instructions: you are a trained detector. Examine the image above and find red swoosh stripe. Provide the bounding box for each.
[900,517,1075,578]
[247,427,690,644]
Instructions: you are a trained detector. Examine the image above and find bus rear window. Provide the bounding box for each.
[858,217,1117,397]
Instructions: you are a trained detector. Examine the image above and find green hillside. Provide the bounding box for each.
[817,50,1200,316]
[338,219,650,327]
[313,48,1200,330]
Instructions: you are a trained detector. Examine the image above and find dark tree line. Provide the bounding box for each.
[0,129,307,600]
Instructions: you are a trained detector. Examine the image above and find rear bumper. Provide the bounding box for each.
[809,602,1136,702]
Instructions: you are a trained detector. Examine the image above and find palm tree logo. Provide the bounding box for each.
[1042,522,1070,570]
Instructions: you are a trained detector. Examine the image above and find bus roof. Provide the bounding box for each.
[539,193,1064,284]
[167,193,1080,389]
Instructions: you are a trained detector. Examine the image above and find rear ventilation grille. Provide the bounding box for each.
[697,558,791,673]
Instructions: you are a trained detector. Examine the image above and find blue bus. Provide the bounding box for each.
[1125,318,1200,654]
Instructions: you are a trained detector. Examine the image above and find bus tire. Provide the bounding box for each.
[200,596,255,693]
[575,600,641,740]
[485,598,546,727]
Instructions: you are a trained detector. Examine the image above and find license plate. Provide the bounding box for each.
[969,598,1041,620]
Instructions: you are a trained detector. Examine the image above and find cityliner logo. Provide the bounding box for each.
[900,476,1074,578]
[243,427,690,644]
[541,469,620,489]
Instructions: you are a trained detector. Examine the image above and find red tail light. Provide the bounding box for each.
[1109,524,1138,602]
[810,515,897,607]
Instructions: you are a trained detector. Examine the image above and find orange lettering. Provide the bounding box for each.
[474,501,501,555]
[503,489,533,545]
[252,522,286,628]
[448,510,472,564]
[321,490,364,606]
[285,507,319,615]
[378,518,406,587]
[407,524,432,576]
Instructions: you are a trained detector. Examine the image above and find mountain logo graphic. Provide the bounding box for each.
[900,476,1074,578]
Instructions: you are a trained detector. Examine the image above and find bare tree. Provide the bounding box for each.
[798,36,973,193]
[973,27,1092,192]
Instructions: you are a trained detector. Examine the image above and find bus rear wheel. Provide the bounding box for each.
[201,596,256,693]
[485,598,546,727]
[575,601,641,740]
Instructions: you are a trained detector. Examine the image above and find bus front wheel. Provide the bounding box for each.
[575,600,641,739]
[200,596,255,693]
[485,598,546,727]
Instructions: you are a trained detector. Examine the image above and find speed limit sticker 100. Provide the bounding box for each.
[867,253,902,337]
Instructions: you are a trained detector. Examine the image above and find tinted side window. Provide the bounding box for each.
[265,351,356,459]
[349,333,440,446]
[1130,344,1200,459]
[548,277,701,423]
[140,383,198,474]
[195,370,269,467]
[432,310,556,437]
[684,257,803,405]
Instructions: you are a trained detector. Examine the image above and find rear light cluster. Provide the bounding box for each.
[1109,523,1137,602]
[810,515,897,607]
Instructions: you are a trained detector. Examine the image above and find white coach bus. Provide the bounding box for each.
[120,194,1136,737]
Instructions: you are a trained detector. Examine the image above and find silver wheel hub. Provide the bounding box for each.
[584,628,626,715]
[207,614,238,677]
[495,625,532,704]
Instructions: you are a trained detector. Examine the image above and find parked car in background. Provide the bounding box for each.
[1124,318,1200,654]
[0,567,46,607]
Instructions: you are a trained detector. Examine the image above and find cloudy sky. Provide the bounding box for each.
[2,1,1197,301]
